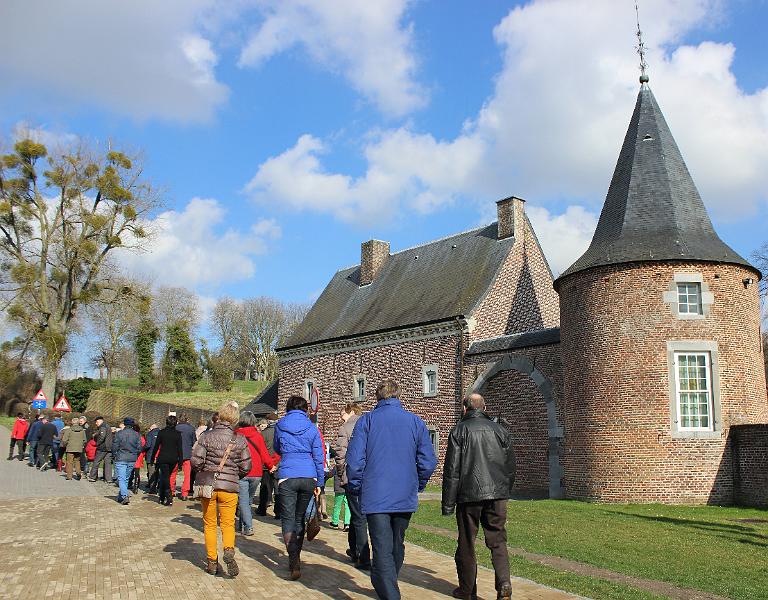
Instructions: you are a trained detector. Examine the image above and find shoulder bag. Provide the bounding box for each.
[306,496,321,541]
[193,436,236,500]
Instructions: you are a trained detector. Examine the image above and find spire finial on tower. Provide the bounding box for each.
[635,0,649,84]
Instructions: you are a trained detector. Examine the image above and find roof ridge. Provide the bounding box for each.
[391,222,497,256]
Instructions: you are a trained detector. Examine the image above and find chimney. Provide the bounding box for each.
[360,239,390,286]
[496,196,526,240]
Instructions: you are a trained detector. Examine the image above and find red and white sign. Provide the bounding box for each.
[309,387,320,414]
[53,395,72,412]
[33,389,48,402]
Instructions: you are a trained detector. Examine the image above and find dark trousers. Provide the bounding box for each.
[277,477,315,538]
[345,487,370,562]
[157,463,173,502]
[367,512,412,600]
[147,463,158,492]
[27,441,38,465]
[36,443,52,467]
[89,450,112,480]
[257,471,276,514]
[455,500,511,595]
[8,438,26,460]
[80,452,87,472]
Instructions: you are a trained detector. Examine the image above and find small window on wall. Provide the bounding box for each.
[304,379,315,401]
[677,283,702,315]
[428,429,439,456]
[674,352,712,430]
[422,364,438,397]
[353,375,366,402]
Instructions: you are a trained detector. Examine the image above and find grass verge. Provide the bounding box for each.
[409,499,768,600]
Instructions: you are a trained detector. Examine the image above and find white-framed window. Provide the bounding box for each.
[422,364,438,397]
[663,273,713,320]
[674,352,712,430]
[428,429,439,456]
[353,375,366,402]
[677,283,702,315]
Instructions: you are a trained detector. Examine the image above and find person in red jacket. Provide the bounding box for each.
[235,411,278,536]
[129,424,146,493]
[84,438,97,473]
[8,412,29,461]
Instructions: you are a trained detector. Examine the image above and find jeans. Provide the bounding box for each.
[170,459,192,498]
[201,490,238,560]
[89,450,112,481]
[346,487,370,563]
[367,512,412,600]
[257,470,276,514]
[455,500,511,594]
[27,441,38,465]
[278,477,315,537]
[238,476,261,531]
[115,461,133,500]
[51,441,61,467]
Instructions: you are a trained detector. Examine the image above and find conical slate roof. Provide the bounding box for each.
[556,85,753,283]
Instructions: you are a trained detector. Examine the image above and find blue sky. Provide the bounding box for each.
[1,0,767,318]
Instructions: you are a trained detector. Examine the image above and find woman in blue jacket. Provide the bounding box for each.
[273,395,324,581]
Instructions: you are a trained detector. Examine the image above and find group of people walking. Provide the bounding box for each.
[6,378,517,600]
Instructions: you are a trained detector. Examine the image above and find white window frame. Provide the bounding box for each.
[673,351,713,431]
[428,428,439,456]
[666,341,721,439]
[353,375,366,402]
[676,282,703,315]
[663,273,713,320]
[422,364,439,397]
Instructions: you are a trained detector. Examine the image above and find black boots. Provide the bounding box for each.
[222,547,239,577]
[284,532,303,580]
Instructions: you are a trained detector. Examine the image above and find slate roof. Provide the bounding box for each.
[556,85,755,284]
[278,223,515,350]
[242,379,278,415]
[466,327,561,356]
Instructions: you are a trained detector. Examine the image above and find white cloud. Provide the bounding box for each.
[526,205,598,276]
[11,122,79,150]
[245,0,768,233]
[117,198,281,287]
[238,0,425,117]
[0,0,229,122]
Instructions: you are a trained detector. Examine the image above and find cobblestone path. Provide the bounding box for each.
[0,426,581,600]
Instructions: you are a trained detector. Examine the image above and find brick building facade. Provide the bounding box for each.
[274,81,767,504]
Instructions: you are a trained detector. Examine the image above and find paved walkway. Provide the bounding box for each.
[0,426,582,600]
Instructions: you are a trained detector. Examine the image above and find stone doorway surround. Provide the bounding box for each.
[467,353,565,499]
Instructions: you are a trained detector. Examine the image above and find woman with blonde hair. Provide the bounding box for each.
[191,401,251,577]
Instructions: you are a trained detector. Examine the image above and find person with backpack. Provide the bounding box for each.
[36,416,58,470]
[235,411,278,535]
[60,416,87,480]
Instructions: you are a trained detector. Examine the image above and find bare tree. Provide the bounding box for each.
[0,138,159,400]
[87,278,150,385]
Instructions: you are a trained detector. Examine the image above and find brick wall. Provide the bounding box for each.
[279,331,463,477]
[557,261,768,504]
[731,424,768,507]
[464,344,563,497]
[471,216,559,342]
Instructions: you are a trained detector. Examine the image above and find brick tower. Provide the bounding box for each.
[554,80,767,503]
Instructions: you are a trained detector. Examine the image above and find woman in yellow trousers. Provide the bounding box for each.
[191,401,252,576]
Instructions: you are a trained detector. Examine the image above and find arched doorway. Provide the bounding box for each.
[467,354,564,499]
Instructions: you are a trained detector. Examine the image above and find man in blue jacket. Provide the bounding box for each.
[112,417,142,505]
[346,378,437,600]
[25,415,43,466]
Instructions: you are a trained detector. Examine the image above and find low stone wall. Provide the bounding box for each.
[731,424,768,508]
[86,390,214,429]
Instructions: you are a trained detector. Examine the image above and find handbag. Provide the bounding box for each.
[306,496,321,541]
[193,436,236,500]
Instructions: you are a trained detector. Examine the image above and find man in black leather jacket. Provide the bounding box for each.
[442,393,515,600]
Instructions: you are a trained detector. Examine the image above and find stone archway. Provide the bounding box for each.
[467,354,564,499]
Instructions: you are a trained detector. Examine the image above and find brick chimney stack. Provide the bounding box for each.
[360,239,390,286]
[496,196,526,240]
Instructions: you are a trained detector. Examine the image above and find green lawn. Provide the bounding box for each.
[0,415,16,429]
[406,499,768,600]
[95,378,269,411]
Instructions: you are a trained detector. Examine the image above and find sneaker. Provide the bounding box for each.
[222,547,239,578]
[243,528,254,536]
[497,584,512,600]
[121,497,130,505]
[87,477,97,482]
[330,522,338,528]
[342,525,349,532]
